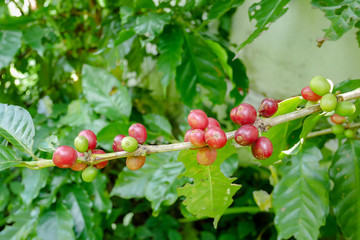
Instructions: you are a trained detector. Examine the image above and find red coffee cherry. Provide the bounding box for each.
[258,98,279,118]
[230,107,238,124]
[205,127,227,149]
[128,123,147,144]
[71,151,87,171]
[207,117,221,129]
[234,103,257,125]
[330,114,346,125]
[235,125,259,146]
[197,147,217,165]
[78,130,97,150]
[112,134,126,152]
[188,129,206,147]
[184,129,193,142]
[301,86,322,101]
[52,146,77,168]
[251,137,273,160]
[126,156,146,171]
[188,109,209,130]
[92,149,108,169]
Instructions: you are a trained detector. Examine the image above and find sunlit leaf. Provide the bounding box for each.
[0,145,21,171]
[134,12,170,40]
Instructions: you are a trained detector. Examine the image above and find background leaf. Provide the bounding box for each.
[0,31,22,69]
[0,145,21,171]
[134,13,171,40]
[21,168,49,205]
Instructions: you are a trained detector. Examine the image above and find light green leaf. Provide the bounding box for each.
[21,168,49,205]
[205,39,232,79]
[143,113,172,136]
[82,65,132,120]
[37,203,75,240]
[177,143,241,228]
[207,0,245,21]
[0,145,21,171]
[253,190,271,211]
[0,104,36,158]
[0,31,22,69]
[333,79,360,93]
[330,140,360,239]
[300,114,323,139]
[273,145,330,240]
[134,12,171,40]
[38,135,59,153]
[114,29,136,46]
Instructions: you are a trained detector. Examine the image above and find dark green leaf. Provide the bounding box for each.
[0,145,21,171]
[134,13,171,40]
[0,31,22,69]
[97,121,131,151]
[21,168,49,205]
[59,100,96,127]
[23,25,45,56]
[143,113,172,137]
[114,29,136,46]
[0,183,9,211]
[227,50,249,104]
[84,174,112,214]
[220,153,239,177]
[333,79,360,93]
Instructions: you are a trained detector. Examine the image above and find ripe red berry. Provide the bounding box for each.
[184,129,193,142]
[330,114,346,125]
[126,156,146,171]
[128,123,147,144]
[92,149,108,169]
[235,125,259,146]
[258,98,279,118]
[234,103,257,125]
[52,146,77,168]
[197,147,217,165]
[207,117,221,129]
[188,129,206,147]
[205,127,227,149]
[230,107,238,124]
[78,130,97,150]
[113,134,126,152]
[71,151,87,171]
[301,86,322,101]
[188,109,208,130]
[251,137,273,160]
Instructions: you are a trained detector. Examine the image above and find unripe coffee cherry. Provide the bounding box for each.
[71,151,87,171]
[113,134,126,152]
[121,136,138,152]
[128,123,147,144]
[310,76,331,96]
[320,93,337,112]
[197,147,217,165]
[126,156,146,171]
[188,129,206,147]
[188,109,208,130]
[251,137,273,160]
[258,98,278,118]
[205,127,227,149]
[330,114,346,124]
[207,117,221,129]
[74,135,89,153]
[92,149,108,169]
[331,124,345,135]
[335,101,356,116]
[233,103,257,125]
[52,146,77,168]
[82,167,98,182]
[235,125,259,146]
[301,86,322,101]
[78,130,97,150]
[344,129,355,138]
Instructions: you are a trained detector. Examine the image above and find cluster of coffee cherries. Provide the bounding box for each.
[231,99,278,160]
[330,114,356,138]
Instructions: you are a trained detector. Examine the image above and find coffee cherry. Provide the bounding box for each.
[188,129,206,147]
[234,103,257,125]
[188,109,208,130]
[71,151,87,171]
[197,147,217,165]
[230,107,238,124]
[309,76,331,96]
[128,123,147,144]
[235,125,259,146]
[74,135,89,153]
[335,101,356,116]
[330,114,346,124]
[258,98,278,118]
[113,134,126,152]
[344,129,355,138]
[184,129,193,142]
[52,146,77,168]
[301,86,322,101]
[82,167,98,182]
[126,156,146,171]
[251,137,273,160]
[92,149,108,169]
[320,93,337,112]
[121,136,138,152]
[207,117,221,129]
[332,124,345,135]
[205,127,227,149]
[78,130,97,150]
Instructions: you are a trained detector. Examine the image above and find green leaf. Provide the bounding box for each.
[59,100,96,127]
[84,174,112,215]
[0,104,36,158]
[273,145,330,240]
[227,50,249,104]
[330,140,360,239]
[143,113,172,137]
[23,25,45,56]
[0,31,22,69]
[177,143,241,228]
[204,39,232,79]
[134,12,171,40]
[176,33,227,106]
[97,121,131,151]
[37,203,75,240]
[333,79,360,93]
[207,0,245,21]
[311,0,360,41]
[157,25,183,89]
[236,0,291,51]
[114,29,136,46]
[38,135,59,153]
[82,64,132,120]
[21,168,49,205]
[0,145,21,171]
[0,183,10,211]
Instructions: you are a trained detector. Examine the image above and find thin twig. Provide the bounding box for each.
[307,122,360,138]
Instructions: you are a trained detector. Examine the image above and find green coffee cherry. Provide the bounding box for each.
[121,136,139,152]
[74,135,89,153]
[344,129,355,139]
[331,124,345,135]
[82,167,98,182]
[309,76,331,96]
[335,101,356,117]
[320,93,337,112]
